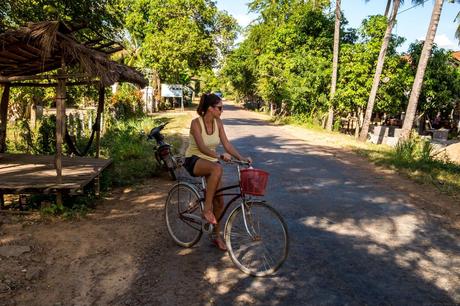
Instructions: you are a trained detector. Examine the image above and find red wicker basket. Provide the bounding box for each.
[240,168,269,196]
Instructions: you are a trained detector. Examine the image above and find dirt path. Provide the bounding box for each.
[0,180,171,305]
[1,104,459,305]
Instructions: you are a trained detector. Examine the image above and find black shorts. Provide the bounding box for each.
[183,155,220,177]
[184,155,200,177]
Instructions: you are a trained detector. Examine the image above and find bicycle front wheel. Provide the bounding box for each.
[224,201,289,277]
[165,183,203,247]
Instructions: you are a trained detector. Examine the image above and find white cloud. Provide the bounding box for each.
[416,33,458,50]
[235,14,255,28]
[434,33,457,50]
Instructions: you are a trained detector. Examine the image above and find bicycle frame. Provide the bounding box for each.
[201,181,242,224]
[197,165,258,238]
[177,161,258,238]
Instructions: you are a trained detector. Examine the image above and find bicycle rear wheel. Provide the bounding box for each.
[165,183,203,247]
[224,201,289,276]
[164,155,177,181]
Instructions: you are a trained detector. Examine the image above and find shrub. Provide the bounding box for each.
[108,84,144,120]
[100,117,165,185]
[395,137,418,163]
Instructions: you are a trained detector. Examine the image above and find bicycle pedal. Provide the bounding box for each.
[202,223,214,234]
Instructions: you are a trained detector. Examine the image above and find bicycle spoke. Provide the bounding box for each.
[225,202,288,276]
[165,184,203,247]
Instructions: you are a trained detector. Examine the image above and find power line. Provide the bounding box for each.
[397,0,430,15]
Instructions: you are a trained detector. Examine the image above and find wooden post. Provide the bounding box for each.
[0,194,4,210]
[94,176,101,197]
[0,83,11,153]
[95,85,105,158]
[55,68,66,207]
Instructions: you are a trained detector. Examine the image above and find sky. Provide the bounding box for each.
[215,0,460,52]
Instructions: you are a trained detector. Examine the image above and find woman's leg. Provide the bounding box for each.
[212,179,227,250]
[193,159,223,224]
[213,178,224,221]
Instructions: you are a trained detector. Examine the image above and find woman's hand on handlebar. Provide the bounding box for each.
[220,153,232,162]
[219,153,252,165]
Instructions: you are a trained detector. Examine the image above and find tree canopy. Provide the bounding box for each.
[0,0,125,38]
[124,0,238,84]
[222,0,460,126]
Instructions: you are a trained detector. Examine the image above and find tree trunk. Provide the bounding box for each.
[384,0,392,17]
[326,0,341,131]
[354,107,363,138]
[0,83,10,153]
[95,85,105,158]
[401,0,444,140]
[154,73,161,112]
[359,0,401,142]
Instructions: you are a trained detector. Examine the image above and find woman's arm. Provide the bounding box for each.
[190,118,219,159]
[217,119,248,161]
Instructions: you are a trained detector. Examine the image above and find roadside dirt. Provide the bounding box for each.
[0,179,175,305]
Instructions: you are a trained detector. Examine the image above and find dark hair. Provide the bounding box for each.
[196,93,222,117]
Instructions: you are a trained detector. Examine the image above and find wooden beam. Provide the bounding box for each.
[83,37,104,47]
[15,47,38,58]
[11,81,100,87]
[0,50,29,61]
[0,58,18,64]
[6,62,62,77]
[93,41,118,50]
[0,83,11,153]
[0,73,93,82]
[101,46,124,54]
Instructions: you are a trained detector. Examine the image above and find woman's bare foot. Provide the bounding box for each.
[211,237,227,251]
[202,210,217,225]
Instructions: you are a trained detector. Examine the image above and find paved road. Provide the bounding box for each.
[120,104,459,305]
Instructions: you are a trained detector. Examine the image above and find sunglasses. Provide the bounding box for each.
[214,105,223,111]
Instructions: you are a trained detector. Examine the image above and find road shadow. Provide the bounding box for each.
[116,128,459,305]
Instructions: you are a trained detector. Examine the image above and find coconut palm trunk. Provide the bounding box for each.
[359,0,401,141]
[456,11,459,39]
[384,0,393,17]
[326,0,341,131]
[401,0,444,139]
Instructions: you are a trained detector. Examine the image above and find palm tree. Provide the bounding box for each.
[110,32,145,94]
[400,0,459,139]
[455,11,459,41]
[326,0,341,131]
[384,0,393,17]
[359,0,403,141]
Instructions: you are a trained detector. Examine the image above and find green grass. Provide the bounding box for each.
[271,113,326,131]
[99,113,191,186]
[355,138,460,197]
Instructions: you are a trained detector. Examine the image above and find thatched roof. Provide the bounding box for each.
[0,21,147,87]
[453,51,460,63]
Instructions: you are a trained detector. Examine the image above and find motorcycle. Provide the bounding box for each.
[147,122,177,180]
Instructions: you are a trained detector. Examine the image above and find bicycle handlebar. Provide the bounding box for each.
[219,156,251,166]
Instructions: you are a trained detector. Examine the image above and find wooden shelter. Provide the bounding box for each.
[0,21,147,207]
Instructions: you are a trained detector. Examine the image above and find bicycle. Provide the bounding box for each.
[164,159,289,276]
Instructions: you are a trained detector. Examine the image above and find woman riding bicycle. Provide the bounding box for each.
[183,93,251,251]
